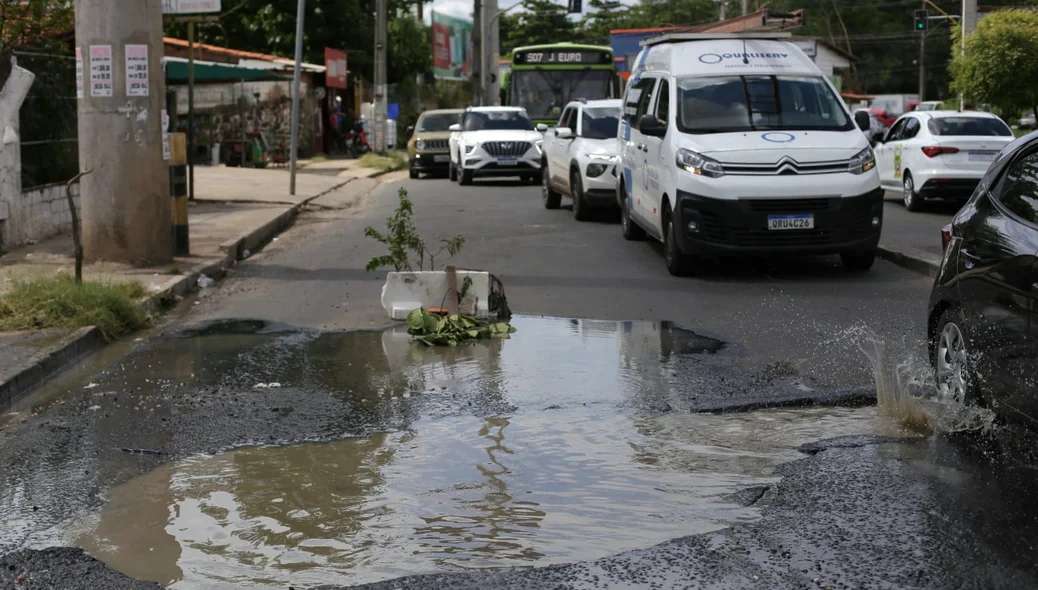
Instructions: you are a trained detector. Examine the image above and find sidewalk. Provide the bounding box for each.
[877,193,959,277]
[0,164,384,411]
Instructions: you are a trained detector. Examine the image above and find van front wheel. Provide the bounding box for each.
[664,208,693,277]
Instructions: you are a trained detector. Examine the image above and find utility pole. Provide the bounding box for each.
[719,1,727,21]
[960,0,977,109]
[473,0,483,105]
[289,0,305,195]
[918,25,926,101]
[741,0,749,16]
[187,22,195,201]
[373,0,388,152]
[75,0,172,264]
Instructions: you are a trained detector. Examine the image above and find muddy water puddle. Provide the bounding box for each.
[77,406,892,589]
[39,317,909,588]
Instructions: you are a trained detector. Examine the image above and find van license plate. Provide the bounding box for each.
[968,151,995,162]
[768,214,814,230]
[497,157,518,166]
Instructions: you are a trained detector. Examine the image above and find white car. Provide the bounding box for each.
[541,99,622,220]
[874,110,1015,211]
[448,107,545,186]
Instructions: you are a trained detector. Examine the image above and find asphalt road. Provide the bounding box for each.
[881,190,961,257]
[195,173,935,391]
[3,173,1035,590]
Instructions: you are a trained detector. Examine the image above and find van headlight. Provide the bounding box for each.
[675,148,724,178]
[848,147,876,175]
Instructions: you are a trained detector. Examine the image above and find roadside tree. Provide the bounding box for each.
[950,10,1038,121]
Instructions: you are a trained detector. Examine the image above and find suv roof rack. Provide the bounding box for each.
[641,32,792,47]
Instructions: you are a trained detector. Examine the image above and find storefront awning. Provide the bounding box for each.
[164,59,288,84]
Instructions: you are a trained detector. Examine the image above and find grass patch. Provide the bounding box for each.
[165,265,183,275]
[0,276,148,339]
[309,155,328,164]
[358,151,407,172]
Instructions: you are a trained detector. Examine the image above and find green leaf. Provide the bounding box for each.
[406,308,425,332]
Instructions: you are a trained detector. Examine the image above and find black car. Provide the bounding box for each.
[928,130,1038,427]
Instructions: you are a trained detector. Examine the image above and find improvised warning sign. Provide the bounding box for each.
[125,44,149,97]
[89,45,113,97]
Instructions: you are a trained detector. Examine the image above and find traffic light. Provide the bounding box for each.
[567,0,582,13]
[914,9,928,32]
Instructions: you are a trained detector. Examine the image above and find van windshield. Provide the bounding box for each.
[676,75,853,134]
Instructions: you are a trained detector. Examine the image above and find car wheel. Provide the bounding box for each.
[903,172,921,212]
[619,182,645,241]
[542,162,561,209]
[459,168,473,186]
[841,249,876,272]
[933,308,979,406]
[409,164,419,179]
[663,206,692,276]
[572,170,591,221]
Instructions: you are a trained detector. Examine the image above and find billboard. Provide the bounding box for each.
[162,0,221,14]
[432,10,472,81]
[325,48,348,89]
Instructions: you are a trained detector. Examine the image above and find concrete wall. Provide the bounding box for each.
[1,181,80,250]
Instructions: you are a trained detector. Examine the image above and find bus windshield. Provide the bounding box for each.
[511,69,613,121]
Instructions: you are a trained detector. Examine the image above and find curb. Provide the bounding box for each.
[0,175,382,409]
[0,327,105,411]
[876,244,942,278]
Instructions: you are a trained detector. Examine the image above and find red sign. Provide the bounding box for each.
[325,48,348,89]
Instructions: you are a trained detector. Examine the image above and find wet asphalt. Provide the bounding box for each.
[1,175,1036,589]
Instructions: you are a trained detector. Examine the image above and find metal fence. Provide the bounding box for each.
[16,50,79,190]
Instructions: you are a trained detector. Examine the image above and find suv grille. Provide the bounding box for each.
[483,141,530,157]
[421,139,449,151]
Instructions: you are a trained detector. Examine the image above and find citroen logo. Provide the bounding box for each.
[776,156,799,175]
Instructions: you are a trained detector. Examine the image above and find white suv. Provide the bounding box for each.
[448,107,546,186]
[542,99,623,221]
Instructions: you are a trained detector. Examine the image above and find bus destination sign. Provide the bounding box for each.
[514,50,611,65]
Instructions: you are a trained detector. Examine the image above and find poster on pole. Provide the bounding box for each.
[125,44,149,97]
[432,11,472,81]
[75,47,83,98]
[162,0,221,14]
[162,110,171,161]
[325,48,348,89]
[89,45,113,97]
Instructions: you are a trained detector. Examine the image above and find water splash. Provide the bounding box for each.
[838,324,996,435]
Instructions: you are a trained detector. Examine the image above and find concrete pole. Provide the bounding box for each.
[918,24,926,102]
[289,0,305,195]
[473,0,483,105]
[373,0,388,152]
[741,0,748,16]
[960,0,977,110]
[187,22,195,201]
[485,0,500,105]
[75,0,172,265]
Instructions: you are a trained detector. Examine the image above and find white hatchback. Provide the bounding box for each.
[874,110,1014,211]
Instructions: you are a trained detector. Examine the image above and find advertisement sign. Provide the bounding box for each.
[325,48,348,89]
[432,10,472,81]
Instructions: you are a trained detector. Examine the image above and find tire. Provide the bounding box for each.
[542,161,561,209]
[932,307,980,406]
[663,206,692,276]
[619,182,645,241]
[449,162,457,182]
[841,249,876,272]
[903,172,921,212]
[572,170,592,221]
[409,164,419,179]
[459,168,473,186]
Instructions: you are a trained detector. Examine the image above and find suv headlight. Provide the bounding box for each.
[848,146,876,175]
[585,153,619,162]
[416,139,426,151]
[535,139,543,153]
[675,148,724,178]
[464,143,477,155]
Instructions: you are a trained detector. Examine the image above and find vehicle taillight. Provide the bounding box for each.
[922,146,960,158]
[941,224,953,252]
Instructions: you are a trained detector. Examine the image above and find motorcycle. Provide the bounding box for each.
[346,127,371,158]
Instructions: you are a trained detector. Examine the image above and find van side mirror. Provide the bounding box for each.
[638,114,666,138]
[449,123,461,132]
[555,127,574,139]
[854,111,871,132]
[536,123,549,132]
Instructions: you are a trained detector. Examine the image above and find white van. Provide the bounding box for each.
[617,33,881,275]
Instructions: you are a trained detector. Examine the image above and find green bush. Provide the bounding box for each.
[0,276,148,339]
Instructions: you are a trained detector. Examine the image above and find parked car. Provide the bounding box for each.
[448,106,546,185]
[617,34,880,276]
[854,108,889,146]
[874,110,1015,211]
[406,109,463,179]
[914,101,944,112]
[1019,112,1036,130]
[869,108,898,128]
[541,99,622,220]
[928,130,1038,427]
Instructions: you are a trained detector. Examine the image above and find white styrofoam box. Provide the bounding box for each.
[380,270,493,320]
